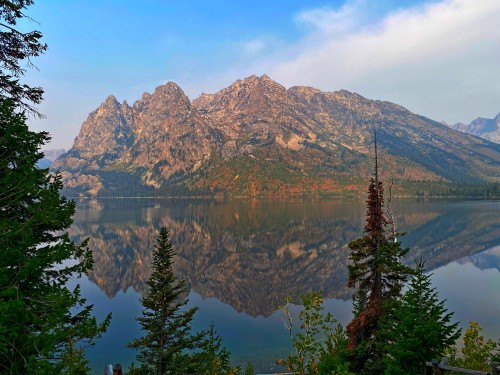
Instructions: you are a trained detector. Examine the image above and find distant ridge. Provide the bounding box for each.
[37,148,66,168]
[444,113,500,144]
[52,75,500,197]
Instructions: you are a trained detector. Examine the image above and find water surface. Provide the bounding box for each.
[68,199,500,374]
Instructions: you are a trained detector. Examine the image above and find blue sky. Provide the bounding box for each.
[23,0,500,149]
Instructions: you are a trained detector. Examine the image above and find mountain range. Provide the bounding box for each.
[444,113,500,144]
[52,75,500,197]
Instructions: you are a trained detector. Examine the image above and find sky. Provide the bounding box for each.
[21,0,500,150]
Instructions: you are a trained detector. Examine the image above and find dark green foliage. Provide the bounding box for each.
[0,0,47,116]
[127,361,139,374]
[128,227,204,374]
[317,324,352,375]
[194,321,235,375]
[243,363,254,375]
[346,137,413,374]
[494,340,500,363]
[382,261,460,375]
[0,99,110,374]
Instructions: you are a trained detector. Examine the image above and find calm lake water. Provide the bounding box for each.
[68,198,500,374]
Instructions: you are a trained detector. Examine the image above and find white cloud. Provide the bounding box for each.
[295,2,362,35]
[43,0,500,150]
[261,0,500,123]
[241,39,266,56]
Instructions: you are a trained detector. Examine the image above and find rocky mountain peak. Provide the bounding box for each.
[237,73,281,88]
[94,95,121,116]
[103,94,119,104]
[447,112,500,143]
[133,82,191,116]
[96,81,214,185]
[153,81,189,100]
[470,113,500,132]
[237,74,286,95]
[54,93,135,173]
[192,74,286,118]
[56,80,214,189]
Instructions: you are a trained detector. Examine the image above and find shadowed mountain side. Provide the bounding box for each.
[69,199,500,317]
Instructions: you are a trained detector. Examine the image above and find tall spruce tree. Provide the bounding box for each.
[128,227,204,375]
[0,99,110,374]
[382,260,460,374]
[346,132,413,373]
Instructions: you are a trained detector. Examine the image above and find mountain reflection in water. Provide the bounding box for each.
[69,199,500,318]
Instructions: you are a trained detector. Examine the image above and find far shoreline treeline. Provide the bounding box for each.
[59,181,500,200]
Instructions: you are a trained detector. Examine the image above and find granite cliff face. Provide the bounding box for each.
[446,113,500,144]
[54,83,216,194]
[53,75,500,196]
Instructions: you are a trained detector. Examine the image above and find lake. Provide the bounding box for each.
[68,198,500,374]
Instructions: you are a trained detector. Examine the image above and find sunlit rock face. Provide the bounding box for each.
[55,75,500,197]
[53,83,215,192]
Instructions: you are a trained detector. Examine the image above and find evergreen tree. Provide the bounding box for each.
[0,99,110,374]
[346,133,413,373]
[383,261,460,374]
[194,322,234,375]
[243,363,254,375]
[1,0,47,116]
[128,227,204,375]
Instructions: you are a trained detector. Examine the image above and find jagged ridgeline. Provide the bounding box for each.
[446,112,500,144]
[52,75,500,197]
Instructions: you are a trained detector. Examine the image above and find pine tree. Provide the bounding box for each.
[0,99,110,374]
[383,261,460,374]
[244,363,255,375]
[194,322,234,375]
[128,227,204,375]
[346,132,413,373]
